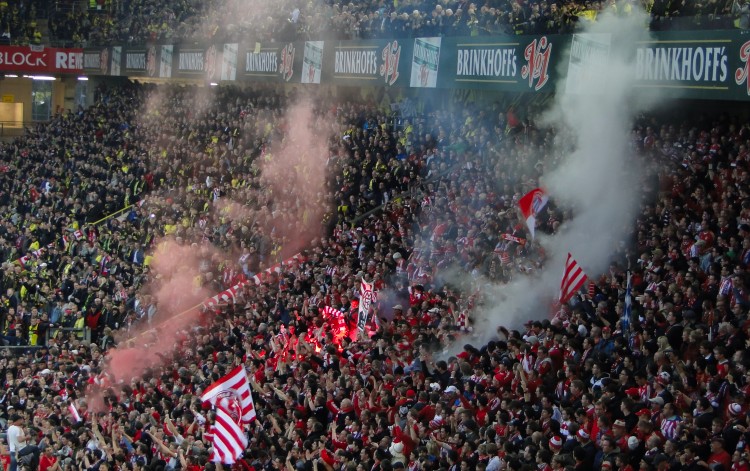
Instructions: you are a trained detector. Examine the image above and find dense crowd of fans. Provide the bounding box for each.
[0,79,750,471]
[45,0,750,46]
[0,0,44,45]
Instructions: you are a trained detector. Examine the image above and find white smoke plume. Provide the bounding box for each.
[465,8,662,346]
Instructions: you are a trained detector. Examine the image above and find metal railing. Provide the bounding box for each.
[0,327,90,350]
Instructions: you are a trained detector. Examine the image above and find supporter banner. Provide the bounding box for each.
[0,46,84,74]
[323,39,411,87]
[202,253,305,309]
[237,42,300,83]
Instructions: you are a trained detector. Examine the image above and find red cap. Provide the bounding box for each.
[406,390,416,398]
[625,388,640,396]
[636,409,651,417]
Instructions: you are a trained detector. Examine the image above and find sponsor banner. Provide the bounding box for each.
[438,35,562,92]
[301,41,323,84]
[238,42,298,82]
[221,43,238,81]
[52,49,83,73]
[110,46,121,76]
[633,30,748,101]
[565,33,610,94]
[0,46,83,74]
[323,39,411,87]
[176,48,205,76]
[160,45,173,78]
[116,46,159,77]
[123,47,147,74]
[204,45,219,82]
[83,48,108,75]
[410,37,441,88]
[63,32,750,101]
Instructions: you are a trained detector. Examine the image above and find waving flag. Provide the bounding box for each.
[358,280,375,332]
[518,188,549,240]
[201,365,256,423]
[201,365,255,464]
[208,404,248,464]
[560,253,587,304]
[68,402,82,423]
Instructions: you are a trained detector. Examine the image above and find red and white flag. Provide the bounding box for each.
[68,402,82,423]
[208,404,248,464]
[559,253,587,304]
[201,365,256,464]
[518,188,549,240]
[201,365,256,423]
[358,280,375,332]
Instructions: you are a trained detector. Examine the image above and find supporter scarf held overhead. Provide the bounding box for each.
[518,188,548,240]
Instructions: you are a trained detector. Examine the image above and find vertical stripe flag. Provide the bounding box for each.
[559,253,587,304]
[201,365,256,464]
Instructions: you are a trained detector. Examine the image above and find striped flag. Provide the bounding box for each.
[201,365,256,423]
[499,251,511,266]
[559,253,587,304]
[201,365,255,464]
[623,271,632,334]
[322,306,344,320]
[68,402,82,423]
[208,403,248,464]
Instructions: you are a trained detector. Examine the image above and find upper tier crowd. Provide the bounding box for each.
[0,80,749,471]
[45,0,750,47]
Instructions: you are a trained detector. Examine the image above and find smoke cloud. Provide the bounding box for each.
[103,240,215,388]
[258,98,333,256]
[468,8,661,344]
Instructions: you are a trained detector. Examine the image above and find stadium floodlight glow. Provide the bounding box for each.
[29,76,56,81]
[209,82,218,86]
[78,76,88,81]
[4,74,17,78]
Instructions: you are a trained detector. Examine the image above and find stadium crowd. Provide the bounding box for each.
[0,79,748,471]
[46,0,750,46]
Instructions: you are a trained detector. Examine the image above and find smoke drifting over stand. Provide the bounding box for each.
[472,8,662,342]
